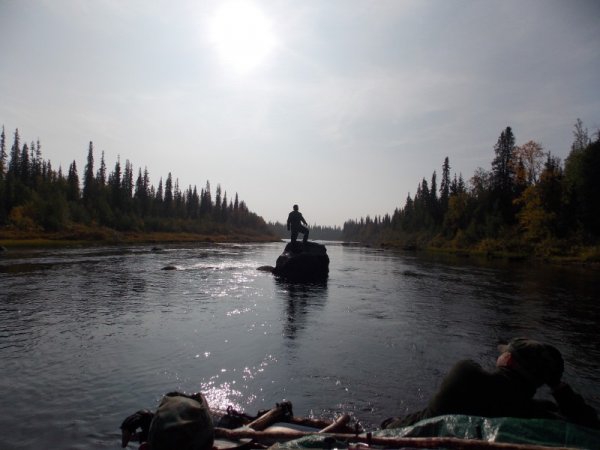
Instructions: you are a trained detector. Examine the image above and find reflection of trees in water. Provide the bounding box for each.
[275,279,328,340]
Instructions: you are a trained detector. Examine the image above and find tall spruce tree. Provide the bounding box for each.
[34,140,42,180]
[9,129,21,178]
[20,143,30,185]
[491,126,516,223]
[430,170,439,224]
[221,191,228,221]
[123,160,134,202]
[156,178,163,202]
[0,127,6,222]
[492,127,516,193]
[164,173,173,215]
[67,160,80,201]
[109,157,122,208]
[0,126,7,180]
[214,184,222,220]
[83,141,95,204]
[97,151,107,187]
[440,157,450,214]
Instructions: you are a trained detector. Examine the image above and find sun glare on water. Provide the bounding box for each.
[209,1,277,74]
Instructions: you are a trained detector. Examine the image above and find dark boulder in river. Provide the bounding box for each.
[272,241,329,281]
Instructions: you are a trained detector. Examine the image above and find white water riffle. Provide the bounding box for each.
[1,242,599,449]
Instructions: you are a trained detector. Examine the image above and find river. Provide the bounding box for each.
[0,241,599,449]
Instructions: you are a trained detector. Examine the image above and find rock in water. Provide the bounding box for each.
[273,241,329,281]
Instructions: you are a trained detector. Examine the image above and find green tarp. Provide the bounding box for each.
[270,415,600,449]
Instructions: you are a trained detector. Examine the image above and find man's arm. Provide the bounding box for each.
[382,360,484,429]
[551,382,600,428]
[301,214,307,226]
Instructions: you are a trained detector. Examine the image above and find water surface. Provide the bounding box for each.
[1,242,599,449]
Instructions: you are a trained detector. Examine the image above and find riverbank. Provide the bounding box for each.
[376,237,600,266]
[0,227,280,249]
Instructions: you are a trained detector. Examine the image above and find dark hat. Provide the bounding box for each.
[498,338,564,386]
[147,392,214,450]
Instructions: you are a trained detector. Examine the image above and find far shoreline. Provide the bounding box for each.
[2,230,598,269]
[0,229,281,250]
[374,240,600,268]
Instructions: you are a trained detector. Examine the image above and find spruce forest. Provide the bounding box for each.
[0,127,273,241]
[343,120,600,260]
[2,120,599,259]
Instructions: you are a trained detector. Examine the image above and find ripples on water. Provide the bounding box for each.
[1,242,599,449]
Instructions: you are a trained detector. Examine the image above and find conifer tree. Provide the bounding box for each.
[83,141,95,204]
[201,181,212,215]
[491,126,516,223]
[20,143,30,185]
[156,178,163,202]
[457,174,466,194]
[492,126,516,194]
[215,184,222,210]
[164,173,173,215]
[34,140,42,180]
[538,153,564,234]
[450,174,459,196]
[67,160,80,201]
[185,185,193,218]
[221,191,228,221]
[440,157,450,213]
[134,168,147,215]
[97,151,107,187]
[0,127,6,222]
[192,186,200,218]
[0,126,6,180]
[214,184,222,221]
[430,170,439,224]
[109,157,122,208]
[174,178,183,216]
[143,167,150,195]
[9,129,21,178]
[123,160,134,201]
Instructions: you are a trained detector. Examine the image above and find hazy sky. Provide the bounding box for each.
[1,0,599,227]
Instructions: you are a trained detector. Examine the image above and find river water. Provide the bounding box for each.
[0,241,599,449]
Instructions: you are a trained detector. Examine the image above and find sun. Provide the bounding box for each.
[209,1,277,74]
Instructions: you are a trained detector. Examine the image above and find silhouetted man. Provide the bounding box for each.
[381,338,599,430]
[287,204,309,244]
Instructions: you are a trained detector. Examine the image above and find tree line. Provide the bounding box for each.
[268,221,343,241]
[342,119,600,257]
[0,127,272,237]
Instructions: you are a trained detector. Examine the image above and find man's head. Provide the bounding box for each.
[497,338,564,387]
[293,204,299,211]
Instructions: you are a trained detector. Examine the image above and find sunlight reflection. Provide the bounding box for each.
[201,378,244,412]
[226,307,252,316]
[200,354,276,412]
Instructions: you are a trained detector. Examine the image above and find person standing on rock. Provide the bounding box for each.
[287,204,309,244]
